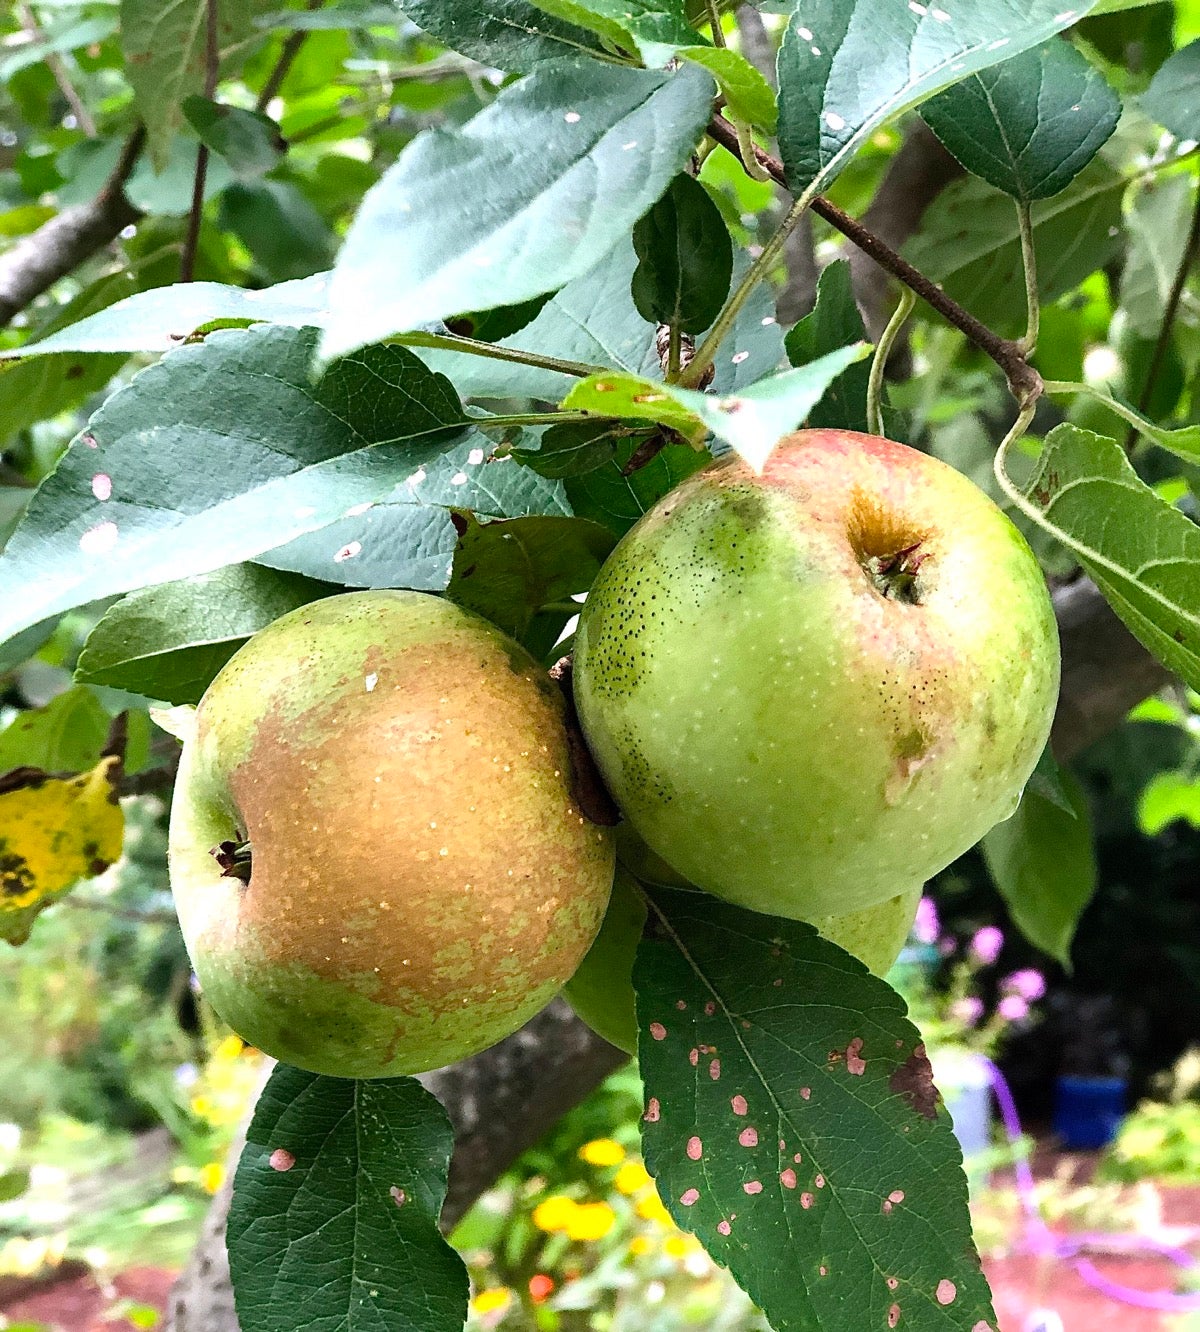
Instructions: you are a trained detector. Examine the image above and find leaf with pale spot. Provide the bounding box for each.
[635,885,997,1332]
[320,61,716,359]
[776,0,1097,199]
[229,1064,468,1332]
[0,325,471,651]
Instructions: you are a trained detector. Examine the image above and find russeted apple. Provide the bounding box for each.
[572,429,1060,921]
[565,866,922,1054]
[168,590,615,1078]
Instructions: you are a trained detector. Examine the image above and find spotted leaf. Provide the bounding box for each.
[229,1064,468,1332]
[635,885,997,1332]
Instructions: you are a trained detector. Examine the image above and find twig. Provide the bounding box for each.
[18,3,97,137]
[62,896,180,926]
[256,0,326,111]
[181,0,221,282]
[0,126,144,327]
[705,114,1043,405]
[1123,179,1200,450]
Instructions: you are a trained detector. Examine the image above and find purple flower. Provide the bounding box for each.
[970,926,1004,966]
[950,997,985,1027]
[1003,968,1046,1002]
[174,1062,199,1088]
[913,897,940,945]
[998,995,1029,1023]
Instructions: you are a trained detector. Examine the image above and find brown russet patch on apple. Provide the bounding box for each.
[212,617,611,1038]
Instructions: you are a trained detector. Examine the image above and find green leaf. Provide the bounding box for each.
[0,687,111,775]
[679,47,777,130]
[636,886,997,1332]
[981,769,1097,967]
[1024,744,1076,816]
[448,514,616,640]
[1119,174,1195,340]
[784,259,870,432]
[776,0,1095,199]
[320,61,716,359]
[511,419,640,477]
[903,158,1125,337]
[526,0,698,66]
[563,373,708,442]
[1138,770,1200,835]
[1140,37,1200,138]
[0,326,471,649]
[920,39,1120,202]
[219,181,338,283]
[563,344,870,471]
[417,237,783,402]
[0,274,331,357]
[119,0,274,169]
[182,97,284,179]
[228,1065,469,1332]
[632,174,733,335]
[1020,424,1200,691]
[74,566,334,706]
[259,435,572,587]
[564,436,709,534]
[399,0,610,69]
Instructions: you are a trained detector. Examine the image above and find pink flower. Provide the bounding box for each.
[970,926,1004,966]
[998,995,1029,1023]
[913,897,940,945]
[950,997,985,1027]
[1003,969,1046,1001]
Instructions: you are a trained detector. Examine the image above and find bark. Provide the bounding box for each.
[0,129,143,329]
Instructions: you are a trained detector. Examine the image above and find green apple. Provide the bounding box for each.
[573,429,1060,920]
[565,870,922,1054]
[169,590,615,1078]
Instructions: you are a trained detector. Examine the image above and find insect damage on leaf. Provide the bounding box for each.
[888,1043,940,1121]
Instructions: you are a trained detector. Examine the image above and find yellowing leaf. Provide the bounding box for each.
[0,757,124,944]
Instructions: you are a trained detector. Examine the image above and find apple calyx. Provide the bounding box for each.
[863,541,928,604]
[211,837,252,885]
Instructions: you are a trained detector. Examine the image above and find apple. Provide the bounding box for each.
[572,429,1060,920]
[168,590,615,1078]
[565,869,922,1054]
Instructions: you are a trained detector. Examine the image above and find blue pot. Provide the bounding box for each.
[1053,1075,1127,1150]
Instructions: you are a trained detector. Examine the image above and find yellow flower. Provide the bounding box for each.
[614,1162,652,1195]
[190,1094,212,1118]
[214,1034,245,1061]
[663,1234,701,1259]
[565,1201,616,1242]
[578,1138,625,1167]
[532,1195,578,1232]
[629,1236,654,1256]
[198,1162,225,1194]
[635,1192,675,1228]
[470,1287,512,1316]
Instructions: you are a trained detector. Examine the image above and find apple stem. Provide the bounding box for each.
[866,287,916,438]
